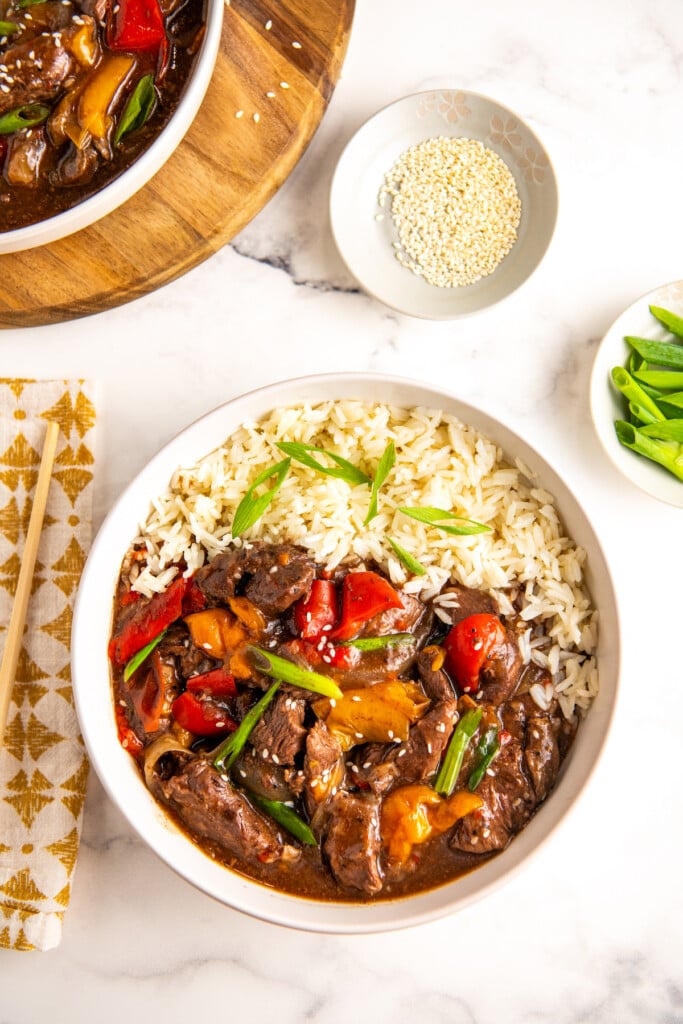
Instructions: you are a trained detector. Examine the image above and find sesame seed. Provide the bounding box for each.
[329,699,336,707]
[279,81,290,89]
[252,111,261,123]
[292,40,301,48]
[398,748,407,758]
[306,612,312,622]
[220,773,228,782]
[486,768,495,777]
[427,742,432,754]
[264,18,272,29]
[262,748,269,759]
[482,828,491,838]
[119,699,126,707]
[322,624,332,632]
[387,730,394,739]
[266,91,276,98]
[122,739,128,748]
[0,84,9,93]
[362,762,371,770]
[355,732,363,740]
[272,753,279,764]
[215,721,225,728]
[235,109,244,118]
[351,695,361,702]
[239,770,247,778]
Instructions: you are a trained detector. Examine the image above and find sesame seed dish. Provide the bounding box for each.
[106,398,600,903]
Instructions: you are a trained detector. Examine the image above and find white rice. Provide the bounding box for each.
[129,401,598,720]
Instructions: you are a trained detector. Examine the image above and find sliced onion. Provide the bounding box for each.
[143,732,191,789]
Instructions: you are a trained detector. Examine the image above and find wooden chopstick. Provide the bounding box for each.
[0,420,60,747]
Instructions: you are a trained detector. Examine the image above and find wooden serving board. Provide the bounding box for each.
[0,0,354,328]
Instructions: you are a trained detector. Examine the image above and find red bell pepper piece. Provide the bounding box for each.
[115,703,143,758]
[443,613,507,693]
[186,667,237,699]
[294,579,338,639]
[108,0,165,52]
[171,691,237,736]
[126,649,167,733]
[284,637,360,672]
[108,575,189,666]
[182,576,207,614]
[331,571,403,641]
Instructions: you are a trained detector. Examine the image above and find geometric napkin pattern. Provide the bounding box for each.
[0,379,95,951]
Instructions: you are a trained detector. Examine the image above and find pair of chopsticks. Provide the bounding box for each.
[0,421,60,747]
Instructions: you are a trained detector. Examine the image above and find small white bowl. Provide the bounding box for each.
[0,0,223,255]
[72,373,620,933]
[590,280,683,508]
[330,90,558,319]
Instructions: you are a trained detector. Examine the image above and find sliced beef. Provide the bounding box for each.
[416,646,455,703]
[5,130,47,186]
[439,584,498,626]
[478,627,523,705]
[303,720,345,817]
[231,747,297,803]
[158,622,214,679]
[0,36,74,116]
[197,541,315,617]
[449,697,561,855]
[323,791,383,896]
[54,142,99,187]
[249,690,306,766]
[153,758,285,864]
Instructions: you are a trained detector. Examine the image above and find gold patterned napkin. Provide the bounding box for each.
[0,380,96,952]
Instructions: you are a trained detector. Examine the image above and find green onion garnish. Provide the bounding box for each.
[388,536,426,576]
[649,304,683,338]
[123,628,167,682]
[398,506,491,536]
[640,419,683,442]
[633,369,683,389]
[0,103,49,135]
[338,632,415,651]
[115,74,157,145]
[614,421,683,482]
[0,20,20,33]
[212,681,281,773]
[625,337,683,371]
[231,457,290,538]
[16,0,47,8]
[434,707,483,797]
[247,646,343,699]
[364,440,396,524]
[467,725,500,791]
[275,441,371,486]
[249,793,317,846]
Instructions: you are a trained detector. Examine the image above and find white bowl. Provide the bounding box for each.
[330,91,558,319]
[72,373,620,933]
[0,0,223,255]
[590,279,683,508]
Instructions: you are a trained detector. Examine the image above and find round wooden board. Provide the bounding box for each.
[0,0,355,328]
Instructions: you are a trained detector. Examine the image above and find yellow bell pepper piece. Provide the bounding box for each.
[381,783,483,866]
[313,679,429,752]
[184,608,246,659]
[78,55,134,142]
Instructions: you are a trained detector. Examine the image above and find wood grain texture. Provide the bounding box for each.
[0,0,355,328]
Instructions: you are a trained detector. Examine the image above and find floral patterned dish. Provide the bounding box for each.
[330,90,558,319]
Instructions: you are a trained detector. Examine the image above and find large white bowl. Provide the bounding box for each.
[0,0,223,255]
[72,374,620,932]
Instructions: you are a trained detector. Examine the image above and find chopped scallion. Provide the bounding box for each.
[364,441,396,524]
[398,505,491,536]
[123,628,167,682]
[212,681,280,773]
[248,646,343,699]
[275,441,371,486]
[338,632,415,651]
[434,707,482,797]
[388,536,426,576]
[231,457,290,538]
[249,793,317,846]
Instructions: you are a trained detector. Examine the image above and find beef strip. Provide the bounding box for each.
[439,584,499,626]
[5,130,47,186]
[416,647,456,703]
[158,622,215,679]
[54,142,99,187]
[323,791,383,896]
[478,627,523,705]
[231,747,297,803]
[196,541,315,617]
[449,696,561,854]
[0,36,74,116]
[249,690,307,766]
[153,757,285,864]
[303,720,345,818]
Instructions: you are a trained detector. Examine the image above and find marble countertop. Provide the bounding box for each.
[2,0,682,1020]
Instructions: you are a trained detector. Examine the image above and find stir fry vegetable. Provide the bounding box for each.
[212,682,281,773]
[249,794,317,846]
[231,458,291,538]
[331,570,403,641]
[434,707,483,797]
[611,305,683,483]
[0,104,49,134]
[275,442,371,486]
[109,575,189,666]
[443,613,507,694]
[248,646,343,699]
[364,441,396,524]
[468,725,500,791]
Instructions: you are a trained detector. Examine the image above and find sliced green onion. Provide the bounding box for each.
[434,707,482,797]
[275,441,370,486]
[467,725,500,791]
[628,401,660,426]
[625,336,683,370]
[17,0,47,8]
[247,646,343,699]
[633,369,683,389]
[231,457,290,538]
[649,304,683,338]
[364,441,395,524]
[640,419,683,442]
[0,103,49,135]
[0,20,20,33]
[614,421,683,482]
[398,505,491,536]
[249,793,317,846]
[611,367,665,421]
[212,681,280,773]
[123,628,167,682]
[388,536,426,576]
[338,632,415,651]
[115,73,157,145]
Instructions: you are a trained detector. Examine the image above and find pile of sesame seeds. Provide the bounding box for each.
[378,135,522,288]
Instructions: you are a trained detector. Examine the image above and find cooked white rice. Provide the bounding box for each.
[129,402,598,721]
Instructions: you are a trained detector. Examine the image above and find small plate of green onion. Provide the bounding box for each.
[590,279,683,508]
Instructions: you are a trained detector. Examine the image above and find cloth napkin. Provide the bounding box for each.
[0,379,96,952]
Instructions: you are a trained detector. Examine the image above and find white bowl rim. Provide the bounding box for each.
[0,0,224,255]
[329,89,560,321]
[72,372,621,933]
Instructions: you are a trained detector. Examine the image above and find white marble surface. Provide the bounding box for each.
[2,0,683,1019]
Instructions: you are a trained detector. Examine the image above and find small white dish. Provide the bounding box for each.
[589,279,683,508]
[330,90,558,319]
[0,0,223,255]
